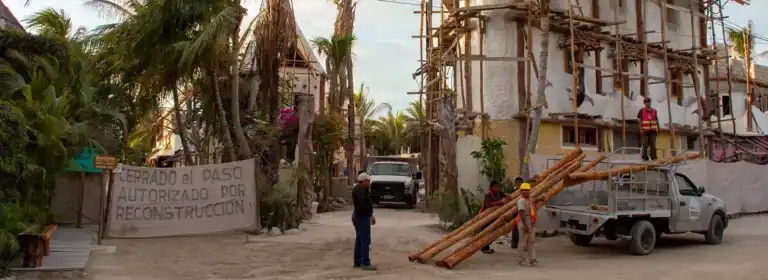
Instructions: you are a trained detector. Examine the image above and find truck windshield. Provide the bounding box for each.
[369,163,411,176]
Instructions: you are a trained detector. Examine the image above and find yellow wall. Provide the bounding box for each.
[473,120,684,180]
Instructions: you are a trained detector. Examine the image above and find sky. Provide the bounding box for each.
[5,0,768,113]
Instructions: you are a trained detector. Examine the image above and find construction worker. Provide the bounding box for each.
[516,182,538,266]
[510,177,524,249]
[637,97,659,161]
[479,181,506,254]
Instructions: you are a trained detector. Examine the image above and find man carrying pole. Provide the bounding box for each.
[479,181,506,254]
[637,97,659,161]
[516,182,537,266]
[509,177,524,249]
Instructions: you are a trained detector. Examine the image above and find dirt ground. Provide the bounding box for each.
[72,207,768,280]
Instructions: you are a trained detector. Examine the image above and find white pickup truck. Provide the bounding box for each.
[365,158,422,208]
[542,164,728,255]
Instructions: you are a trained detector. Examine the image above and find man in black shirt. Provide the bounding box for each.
[351,172,377,270]
[510,177,524,249]
[480,181,506,254]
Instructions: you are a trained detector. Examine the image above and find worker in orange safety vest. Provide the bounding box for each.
[479,181,506,254]
[636,97,659,161]
[516,182,538,266]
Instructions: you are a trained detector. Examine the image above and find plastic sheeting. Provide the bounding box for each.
[676,160,768,215]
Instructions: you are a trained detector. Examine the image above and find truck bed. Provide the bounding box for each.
[547,205,610,215]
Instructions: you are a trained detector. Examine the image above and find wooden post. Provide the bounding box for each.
[567,0,580,148]
[745,24,753,132]
[100,169,114,240]
[77,171,85,228]
[296,94,315,221]
[659,0,677,154]
[688,0,705,155]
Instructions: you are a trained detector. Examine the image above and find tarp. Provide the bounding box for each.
[108,159,257,238]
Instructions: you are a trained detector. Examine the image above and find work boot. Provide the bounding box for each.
[360,265,378,271]
[481,248,495,254]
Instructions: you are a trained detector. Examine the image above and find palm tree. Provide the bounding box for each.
[354,84,391,164]
[371,112,409,155]
[404,99,426,153]
[312,35,356,115]
[23,8,87,40]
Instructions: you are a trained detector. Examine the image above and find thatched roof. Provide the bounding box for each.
[709,44,768,88]
[0,0,24,31]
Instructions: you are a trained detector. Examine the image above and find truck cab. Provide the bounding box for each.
[366,160,421,208]
[542,164,727,255]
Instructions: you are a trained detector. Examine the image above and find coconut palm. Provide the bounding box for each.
[370,112,409,155]
[354,84,391,161]
[404,99,426,153]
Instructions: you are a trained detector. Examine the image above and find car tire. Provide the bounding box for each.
[628,220,656,256]
[568,233,593,247]
[704,215,724,245]
[405,186,418,209]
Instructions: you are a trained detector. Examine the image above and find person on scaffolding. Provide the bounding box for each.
[637,97,659,161]
[479,181,506,254]
[516,182,538,266]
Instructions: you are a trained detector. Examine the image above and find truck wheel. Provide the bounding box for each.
[704,215,724,245]
[628,220,656,256]
[405,187,418,209]
[568,233,593,247]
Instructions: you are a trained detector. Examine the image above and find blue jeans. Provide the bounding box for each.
[352,213,371,266]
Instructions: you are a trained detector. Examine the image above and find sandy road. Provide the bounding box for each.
[78,208,768,280]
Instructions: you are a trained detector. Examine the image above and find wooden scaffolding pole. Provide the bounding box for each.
[659,0,677,153]
[617,0,626,151]
[708,1,723,139]
[716,0,737,139]
[688,0,706,155]
[567,0,580,148]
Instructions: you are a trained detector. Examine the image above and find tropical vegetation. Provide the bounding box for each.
[0,0,427,273]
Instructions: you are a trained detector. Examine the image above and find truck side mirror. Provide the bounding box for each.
[414,172,422,179]
[697,187,705,194]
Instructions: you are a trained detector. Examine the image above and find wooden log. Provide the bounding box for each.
[407,204,501,261]
[436,155,588,266]
[436,158,584,267]
[41,224,57,256]
[409,148,583,262]
[567,152,700,181]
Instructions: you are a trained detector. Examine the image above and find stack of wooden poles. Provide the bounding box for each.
[408,148,700,269]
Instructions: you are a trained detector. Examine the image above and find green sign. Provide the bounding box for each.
[66,147,103,173]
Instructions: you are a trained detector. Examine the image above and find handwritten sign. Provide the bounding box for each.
[108,159,256,238]
[93,155,118,170]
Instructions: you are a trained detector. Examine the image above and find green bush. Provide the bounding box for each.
[0,29,69,62]
[428,189,482,230]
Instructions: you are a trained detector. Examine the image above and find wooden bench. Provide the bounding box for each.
[17,224,57,268]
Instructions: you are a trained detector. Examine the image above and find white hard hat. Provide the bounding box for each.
[357,172,371,181]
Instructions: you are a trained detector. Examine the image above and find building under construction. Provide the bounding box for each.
[412,0,754,194]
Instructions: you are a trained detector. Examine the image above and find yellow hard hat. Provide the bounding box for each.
[520,183,532,190]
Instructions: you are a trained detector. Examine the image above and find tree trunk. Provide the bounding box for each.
[346,58,356,185]
[211,70,238,162]
[296,94,315,220]
[437,96,458,194]
[229,2,252,160]
[521,2,551,180]
[172,87,195,166]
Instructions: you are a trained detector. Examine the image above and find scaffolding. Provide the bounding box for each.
[412,0,750,196]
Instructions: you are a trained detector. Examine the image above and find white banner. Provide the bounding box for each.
[108,159,257,238]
